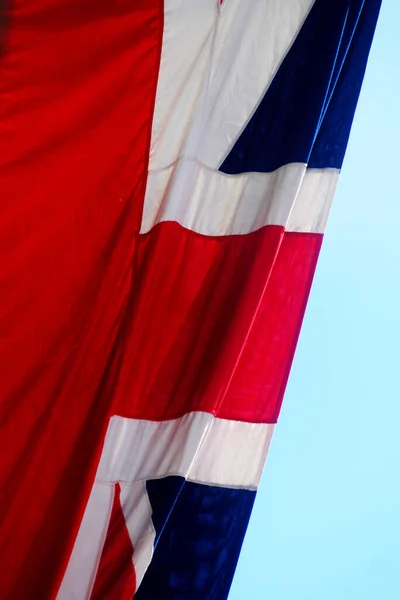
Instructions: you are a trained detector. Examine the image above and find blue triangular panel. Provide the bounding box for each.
[220,0,381,174]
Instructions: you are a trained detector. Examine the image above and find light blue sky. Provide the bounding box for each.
[230,2,400,598]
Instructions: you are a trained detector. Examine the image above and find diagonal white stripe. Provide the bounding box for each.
[119,482,156,590]
[56,485,115,600]
[150,0,316,171]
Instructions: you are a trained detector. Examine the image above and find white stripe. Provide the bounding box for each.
[56,484,115,600]
[119,482,156,590]
[189,416,274,489]
[149,0,218,170]
[150,0,316,170]
[286,167,339,233]
[142,160,339,235]
[96,412,274,491]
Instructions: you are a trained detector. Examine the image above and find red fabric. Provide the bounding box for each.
[114,223,322,423]
[0,2,321,598]
[90,484,136,600]
[0,1,163,598]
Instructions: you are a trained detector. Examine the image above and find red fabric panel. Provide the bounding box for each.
[0,2,322,596]
[113,223,322,423]
[90,484,136,600]
[0,2,163,598]
[224,231,322,422]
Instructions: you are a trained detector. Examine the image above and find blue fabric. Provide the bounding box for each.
[308,0,382,168]
[135,478,256,600]
[220,0,382,174]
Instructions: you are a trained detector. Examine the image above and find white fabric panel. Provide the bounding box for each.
[96,412,274,491]
[119,482,156,589]
[142,160,339,236]
[150,0,315,170]
[56,484,115,600]
[149,0,217,170]
[191,416,274,488]
[286,167,339,232]
[97,412,213,485]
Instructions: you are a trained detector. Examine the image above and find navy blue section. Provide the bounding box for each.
[308,0,382,168]
[135,478,256,600]
[147,476,185,546]
[220,0,382,174]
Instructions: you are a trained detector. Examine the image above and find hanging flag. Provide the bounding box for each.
[0,1,381,598]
